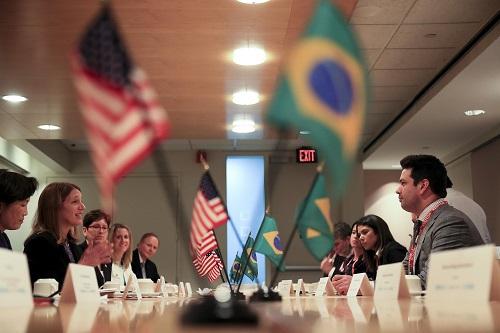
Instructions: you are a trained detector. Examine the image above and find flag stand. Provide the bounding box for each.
[180,157,257,326]
[268,164,324,289]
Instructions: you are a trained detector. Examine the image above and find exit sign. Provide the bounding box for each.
[296,147,318,163]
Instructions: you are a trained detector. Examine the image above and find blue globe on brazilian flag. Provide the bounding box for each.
[267,0,368,196]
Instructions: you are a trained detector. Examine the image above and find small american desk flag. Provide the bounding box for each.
[190,172,228,257]
[193,245,224,282]
[71,5,169,212]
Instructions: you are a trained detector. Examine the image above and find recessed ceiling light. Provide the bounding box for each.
[424,33,437,38]
[2,94,27,103]
[237,0,270,4]
[38,124,61,131]
[299,130,310,135]
[232,90,260,105]
[231,119,256,134]
[233,47,266,66]
[464,109,485,116]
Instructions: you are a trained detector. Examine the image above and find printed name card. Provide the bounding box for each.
[0,249,33,307]
[295,278,306,296]
[60,263,100,304]
[374,263,409,300]
[347,273,373,297]
[278,279,293,297]
[315,277,336,297]
[426,244,500,302]
[122,274,142,300]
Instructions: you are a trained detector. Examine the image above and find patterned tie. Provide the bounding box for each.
[410,220,422,249]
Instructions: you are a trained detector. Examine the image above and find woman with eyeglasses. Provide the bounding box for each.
[80,209,113,287]
[109,223,137,286]
[24,183,112,290]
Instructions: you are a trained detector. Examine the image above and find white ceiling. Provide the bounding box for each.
[0,0,499,170]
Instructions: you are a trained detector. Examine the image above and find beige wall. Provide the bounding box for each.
[472,137,500,244]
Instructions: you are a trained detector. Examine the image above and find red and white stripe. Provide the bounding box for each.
[72,58,169,212]
[190,191,227,256]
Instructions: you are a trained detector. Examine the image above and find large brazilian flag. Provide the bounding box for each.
[296,172,334,261]
[254,216,285,271]
[266,0,368,196]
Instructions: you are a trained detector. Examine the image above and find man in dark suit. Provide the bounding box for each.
[131,233,160,282]
[396,155,483,288]
[79,209,112,287]
[0,169,38,250]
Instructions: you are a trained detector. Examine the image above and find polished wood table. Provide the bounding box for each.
[2,296,499,332]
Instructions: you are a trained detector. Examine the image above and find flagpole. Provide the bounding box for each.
[234,235,251,288]
[268,163,324,288]
[236,232,258,294]
[212,233,232,289]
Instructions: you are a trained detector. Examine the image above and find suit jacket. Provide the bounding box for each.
[379,240,407,266]
[0,231,12,250]
[24,231,83,290]
[402,204,484,289]
[131,249,160,282]
[78,241,112,287]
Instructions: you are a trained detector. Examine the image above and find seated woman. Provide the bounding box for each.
[332,215,407,294]
[109,223,137,286]
[24,182,111,290]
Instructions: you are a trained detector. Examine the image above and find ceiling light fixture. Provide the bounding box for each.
[38,124,61,131]
[237,0,270,4]
[464,109,485,116]
[299,130,310,135]
[2,94,27,103]
[232,90,260,105]
[233,47,266,66]
[231,118,256,134]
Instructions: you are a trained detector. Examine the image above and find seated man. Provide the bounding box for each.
[131,233,161,282]
[80,209,112,287]
[320,222,351,277]
[0,169,38,250]
[396,154,483,288]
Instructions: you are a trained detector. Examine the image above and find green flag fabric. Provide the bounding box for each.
[296,173,334,261]
[254,216,285,271]
[240,237,258,281]
[266,0,368,196]
[229,252,242,283]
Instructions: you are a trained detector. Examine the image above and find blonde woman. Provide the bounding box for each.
[109,223,136,286]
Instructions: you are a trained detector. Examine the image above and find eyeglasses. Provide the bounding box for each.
[88,225,109,231]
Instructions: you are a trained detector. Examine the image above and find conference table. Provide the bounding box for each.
[1,295,499,332]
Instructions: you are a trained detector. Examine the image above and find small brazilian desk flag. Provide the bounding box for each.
[266,0,368,196]
[254,216,285,271]
[230,252,242,283]
[241,237,258,281]
[296,172,334,261]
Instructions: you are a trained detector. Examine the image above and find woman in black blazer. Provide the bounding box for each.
[24,182,112,290]
[356,214,407,275]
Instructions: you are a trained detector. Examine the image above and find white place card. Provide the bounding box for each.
[295,278,306,297]
[315,277,336,297]
[122,274,142,300]
[179,282,186,298]
[278,279,293,297]
[374,263,409,300]
[0,249,33,307]
[185,282,193,297]
[60,263,100,304]
[347,273,373,297]
[426,244,500,302]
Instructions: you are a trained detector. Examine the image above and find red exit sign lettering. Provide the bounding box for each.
[296,147,318,163]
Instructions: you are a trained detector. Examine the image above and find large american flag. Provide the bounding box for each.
[72,5,169,212]
[190,172,228,256]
